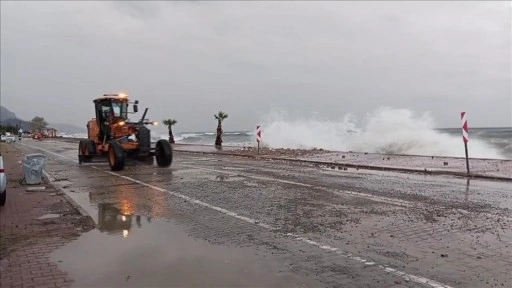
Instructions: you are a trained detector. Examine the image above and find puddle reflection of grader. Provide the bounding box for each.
[97,203,133,233]
[78,93,172,171]
[97,203,147,237]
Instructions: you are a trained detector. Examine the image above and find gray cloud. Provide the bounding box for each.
[109,1,162,20]
[1,1,510,132]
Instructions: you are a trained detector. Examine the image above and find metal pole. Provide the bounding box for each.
[464,141,470,175]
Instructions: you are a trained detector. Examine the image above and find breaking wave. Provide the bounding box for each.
[260,107,509,159]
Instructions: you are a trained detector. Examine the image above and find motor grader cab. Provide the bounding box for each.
[78,93,172,171]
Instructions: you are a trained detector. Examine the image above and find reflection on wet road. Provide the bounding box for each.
[52,206,313,287]
[18,140,512,288]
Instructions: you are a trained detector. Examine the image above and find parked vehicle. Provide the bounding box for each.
[5,133,15,143]
[0,153,6,206]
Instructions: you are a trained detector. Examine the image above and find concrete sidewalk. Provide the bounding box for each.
[0,143,94,288]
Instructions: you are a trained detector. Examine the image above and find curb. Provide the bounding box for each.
[42,170,94,221]
[174,150,512,182]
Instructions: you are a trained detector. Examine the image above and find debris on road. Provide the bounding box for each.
[26,186,46,192]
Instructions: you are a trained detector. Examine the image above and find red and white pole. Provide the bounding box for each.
[461,112,470,174]
[256,125,262,155]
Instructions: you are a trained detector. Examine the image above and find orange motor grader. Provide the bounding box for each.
[78,93,172,171]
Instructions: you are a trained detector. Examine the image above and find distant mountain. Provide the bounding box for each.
[0,105,86,134]
[1,117,31,130]
[0,106,17,121]
[1,106,31,130]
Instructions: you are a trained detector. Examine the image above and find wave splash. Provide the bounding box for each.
[260,107,507,159]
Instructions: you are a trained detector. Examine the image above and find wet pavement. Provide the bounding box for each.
[51,212,316,288]
[15,139,512,287]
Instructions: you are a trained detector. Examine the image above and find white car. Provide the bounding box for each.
[5,134,16,143]
[0,153,6,206]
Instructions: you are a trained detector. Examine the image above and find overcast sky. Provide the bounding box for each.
[1,1,511,132]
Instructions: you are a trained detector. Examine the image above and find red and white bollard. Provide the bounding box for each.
[256,125,262,155]
[461,112,470,174]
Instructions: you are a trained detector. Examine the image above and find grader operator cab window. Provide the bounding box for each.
[98,102,128,123]
[101,102,127,119]
[101,106,111,120]
[112,102,128,119]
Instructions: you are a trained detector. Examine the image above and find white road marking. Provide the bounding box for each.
[18,142,452,288]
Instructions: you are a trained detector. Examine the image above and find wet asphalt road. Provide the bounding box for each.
[17,139,512,288]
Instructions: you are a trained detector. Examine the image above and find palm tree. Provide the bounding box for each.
[214,111,228,146]
[162,119,178,144]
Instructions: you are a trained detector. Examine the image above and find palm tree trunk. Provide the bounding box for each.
[215,119,223,146]
[168,126,175,144]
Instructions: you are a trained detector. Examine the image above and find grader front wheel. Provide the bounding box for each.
[155,139,172,168]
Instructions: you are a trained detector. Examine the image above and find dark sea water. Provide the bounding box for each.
[437,127,512,159]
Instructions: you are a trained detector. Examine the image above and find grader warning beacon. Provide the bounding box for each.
[78,93,172,171]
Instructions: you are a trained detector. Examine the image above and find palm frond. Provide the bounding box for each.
[215,111,228,121]
[162,119,177,126]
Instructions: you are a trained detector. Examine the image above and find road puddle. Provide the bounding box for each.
[50,203,313,287]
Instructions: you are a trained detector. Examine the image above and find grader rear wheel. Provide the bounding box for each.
[78,140,85,164]
[78,140,88,164]
[108,141,125,171]
[78,139,97,164]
